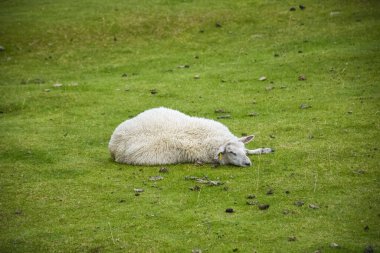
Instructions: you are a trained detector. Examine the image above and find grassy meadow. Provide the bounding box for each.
[0,0,379,252]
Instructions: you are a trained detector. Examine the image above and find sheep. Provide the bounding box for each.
[108,107,273,167]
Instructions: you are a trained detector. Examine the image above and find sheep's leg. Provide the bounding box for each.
[246,148,274,155]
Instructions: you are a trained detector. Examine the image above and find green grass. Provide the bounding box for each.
[1,0,379,252]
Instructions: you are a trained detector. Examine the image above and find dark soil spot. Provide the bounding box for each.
[266,189,274,195]
[294,201,304,207]
[364,245,374,253]
[248,112,259,117]
[225,208,234,213]
[364,225,369,231]
[214,108,230,113]
[190,185,201,191]
[258,204,270,210]
[285,190,290,194]
[217,114,231,119]
[233,248,239,252]
[119,199,126,203]
[247,194,256,199]
[289,7,296,11]
[298,75,307,81]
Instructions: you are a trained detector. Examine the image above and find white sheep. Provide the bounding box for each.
[109,107,273,167]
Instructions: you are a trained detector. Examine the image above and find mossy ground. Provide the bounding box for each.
[0,0,379,252]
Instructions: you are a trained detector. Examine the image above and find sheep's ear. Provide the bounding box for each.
[239,135,255,144]
[214,145,226,161]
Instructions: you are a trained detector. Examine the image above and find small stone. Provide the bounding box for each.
[14,210,22,215]
[0,45,5,51]
[294,201,304,207]
[233,248,239,252]
[309,204,319,209]
[192,249,202,253]
[265,86,274,91]
[134,188,144,193]
[150,89,158,95]
[159,167,169,173]
[225,208,234,213]
[259,76,267,81]
[299,5,306,10]
[53,83,63,88]
[288,236,297,241]
[330,242,340,248]
[285,190,290,194]
[246,201,258,206]
[247,194,256,199]
[258,204,270,210]
[364,225,369,231]
[274,53,280,57]
[119,199,126,203]
[194,74,200,79]
[177,65,190,68]
[215,22,222,28]
[289,7,296,11]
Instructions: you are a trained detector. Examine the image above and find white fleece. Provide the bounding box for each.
[108,107,238,165]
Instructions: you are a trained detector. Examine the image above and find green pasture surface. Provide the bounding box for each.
[0,0,379,252]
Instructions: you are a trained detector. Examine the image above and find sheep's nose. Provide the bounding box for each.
[244,161,251,167]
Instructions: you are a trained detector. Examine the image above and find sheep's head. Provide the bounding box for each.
[215,135,254,167]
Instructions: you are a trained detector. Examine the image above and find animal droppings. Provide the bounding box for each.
[298,75,307,81]
[288,236,297,241]
[266,189,274,195]
[159,167,169,173]
[190,185,201,191]
[225,208,234,213]
[258,204,270,210]
[299,5,306,10]
[149,175,164,181]
[309,204,320,209]
[150,89,158,95]
[300,103,312,109]
[330,242,340,248]
[289,7,296,11]
[247,194,256,199]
